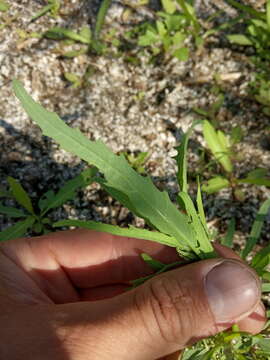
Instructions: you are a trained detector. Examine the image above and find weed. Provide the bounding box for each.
[0,168,97,240]
[198,120,270,199]
[10,80,270,359]
[31,0,60,22]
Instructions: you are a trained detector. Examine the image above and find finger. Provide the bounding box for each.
[0,229,179,302]
[53,258,261,359]
[213,242,266,334]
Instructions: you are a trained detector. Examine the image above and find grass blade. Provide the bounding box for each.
[0,216,35,241]
[53,219,178,247]
[13,80,201,258]
[7,176,35,215]
[241,198,270,259]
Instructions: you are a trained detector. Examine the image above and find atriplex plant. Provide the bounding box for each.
[0,168,97,240]
[9,80,270,359]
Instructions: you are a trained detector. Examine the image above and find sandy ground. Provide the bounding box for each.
[0,0,269,248]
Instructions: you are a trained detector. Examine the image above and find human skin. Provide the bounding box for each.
[0,229,266,360]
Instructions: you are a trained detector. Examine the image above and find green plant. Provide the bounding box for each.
[0,168,97,240]
[11,80,270,358]
[122,151,149,174]
[31,0,60,22]
[0,1,9,12]
[200,120,270,198]
[127,0,203,62]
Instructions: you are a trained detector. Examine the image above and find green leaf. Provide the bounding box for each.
[242,198,270,259]
[0,203,27,218]
[161,0,176,14]
[226,0,265,20]
[7,177,35,215]
[44,27,91,44]
[220,218,235,248]
[138,30,158,46]
[156,20,167,38]
[94,0,112,40]
[14,80,210,258]
[0,1,9,12]
[39,167,97,216]
[196,177,208,235]
[267,0,270,31]
[53,219,178,247]
[0,216,36,241]
[173,47,189,61]
[203,120,233,173]
[178,192,214,258]
[31,4,52,21]
[230,125,243,145]
[227,34,253,46]
[262,283,270,292]
[237,178,270,187]
[79,26,92,43]
[202,176,230,194]
[141,253,165,270]
[174,123,197,194]
[246,168,268,179]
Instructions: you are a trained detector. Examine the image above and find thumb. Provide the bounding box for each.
[55,258,261,360]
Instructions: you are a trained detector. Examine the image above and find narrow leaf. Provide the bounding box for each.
[7,176,35,215]
[174,122,197,194]
[0,203,27,218]
[196,177,208,234]
[31,4,52,21]
[44,27,91,44]
[220,218,235,248]
[13,80,201,258]
[237,178,270,187]
[53,219,178,247]
[178,192,214,258]
[227,34,253,46]
[0,216,35,241]
[40,167,98,215]
[202,176,230,194]
[242,198,270,259]
[141,253,165,270]
[203,120,233,173]
[161,0,176,14]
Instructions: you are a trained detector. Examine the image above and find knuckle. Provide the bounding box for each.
[134,275,201,345]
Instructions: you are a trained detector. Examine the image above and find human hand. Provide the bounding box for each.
[0,229,266,360]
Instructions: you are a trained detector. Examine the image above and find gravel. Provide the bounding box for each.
[0,0,269,246]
